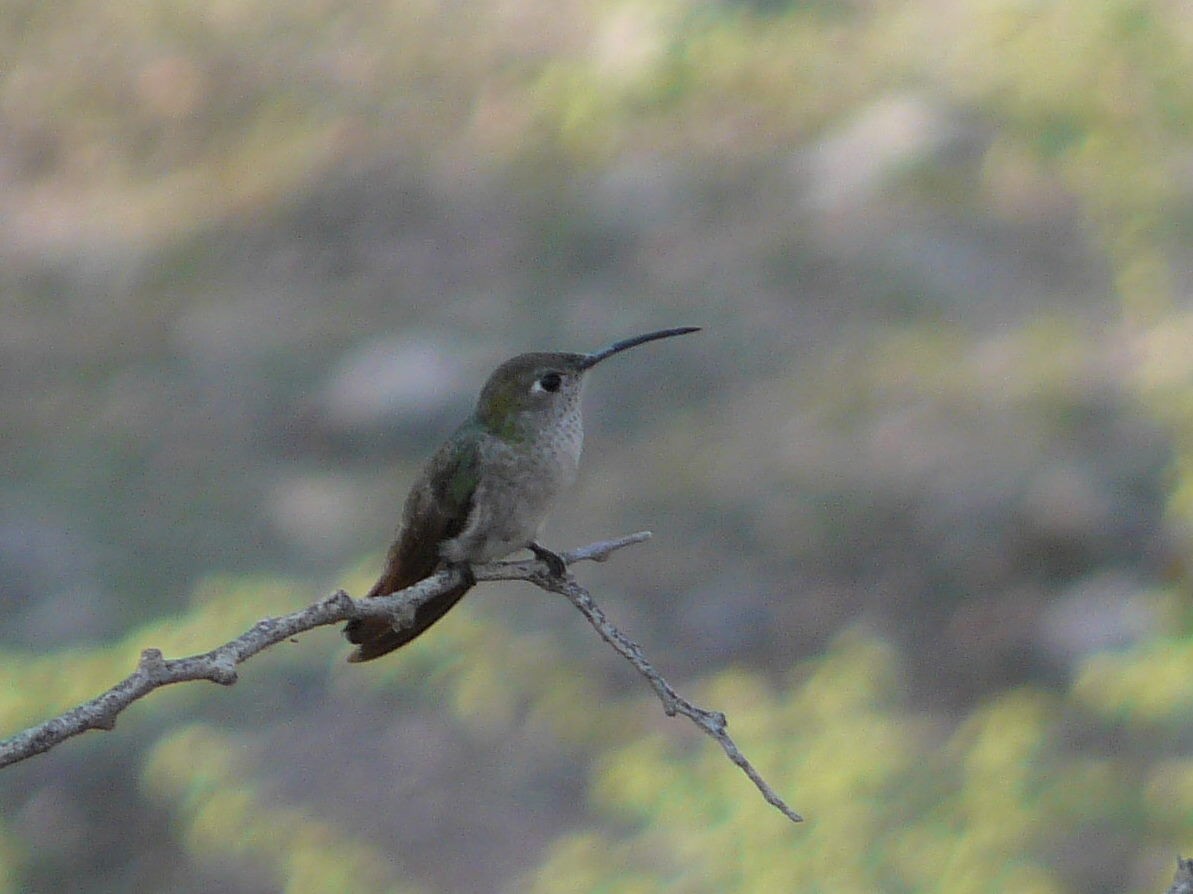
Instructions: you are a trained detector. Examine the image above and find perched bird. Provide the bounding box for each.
[344,326,699,662]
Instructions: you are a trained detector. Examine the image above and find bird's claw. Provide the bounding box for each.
[447,561,477,588]
[529,542,567,578]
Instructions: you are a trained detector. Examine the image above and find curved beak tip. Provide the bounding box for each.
[581,326,702,369]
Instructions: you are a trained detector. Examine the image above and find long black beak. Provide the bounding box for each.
[579,326,701,370]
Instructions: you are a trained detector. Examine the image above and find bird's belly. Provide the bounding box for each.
[442,445,577,565]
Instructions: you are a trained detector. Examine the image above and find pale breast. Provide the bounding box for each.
[442,415,584,564]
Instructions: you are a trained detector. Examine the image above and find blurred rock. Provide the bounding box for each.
[0,518,116,645]
[1021,463,1117,546]
[794,92,963,212]
[592,155,685,231]
[313,333,478,435]
[14,785,86,856]
[265,473,368,557]
[675,569,776,662]
[1039,570,1160,667]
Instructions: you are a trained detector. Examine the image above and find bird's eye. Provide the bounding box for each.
[538,372,563,393]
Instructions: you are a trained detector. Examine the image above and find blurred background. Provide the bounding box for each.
[3,0,1193,891]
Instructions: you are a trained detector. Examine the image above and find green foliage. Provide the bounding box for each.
[521,633,1140,894]
[10,586,1176,893]
[867,0,1193,561]
[1075,632,1193,725]
[0,590,1174,892]
[142,724,424,894]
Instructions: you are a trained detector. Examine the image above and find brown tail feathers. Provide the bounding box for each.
[344,580,472,662]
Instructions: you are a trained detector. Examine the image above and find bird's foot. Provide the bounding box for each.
[528,541,567,578]
[447,561,477,588]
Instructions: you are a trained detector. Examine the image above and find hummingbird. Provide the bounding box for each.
[344,326,699,662]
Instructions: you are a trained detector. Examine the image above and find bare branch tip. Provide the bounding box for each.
[598,530,652,558]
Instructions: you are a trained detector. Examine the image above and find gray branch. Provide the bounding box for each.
[0,529,801,823]
[528,570,803,823]
[1167,858,1193,894]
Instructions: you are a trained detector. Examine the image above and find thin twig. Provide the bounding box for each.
[530,572,804,823]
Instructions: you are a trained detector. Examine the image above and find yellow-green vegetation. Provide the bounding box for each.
[142,724,425,894]
[19,608,1157,893]
[520,634,1129,894]
[0,568,1187,892]
[1076,630,1193,725]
